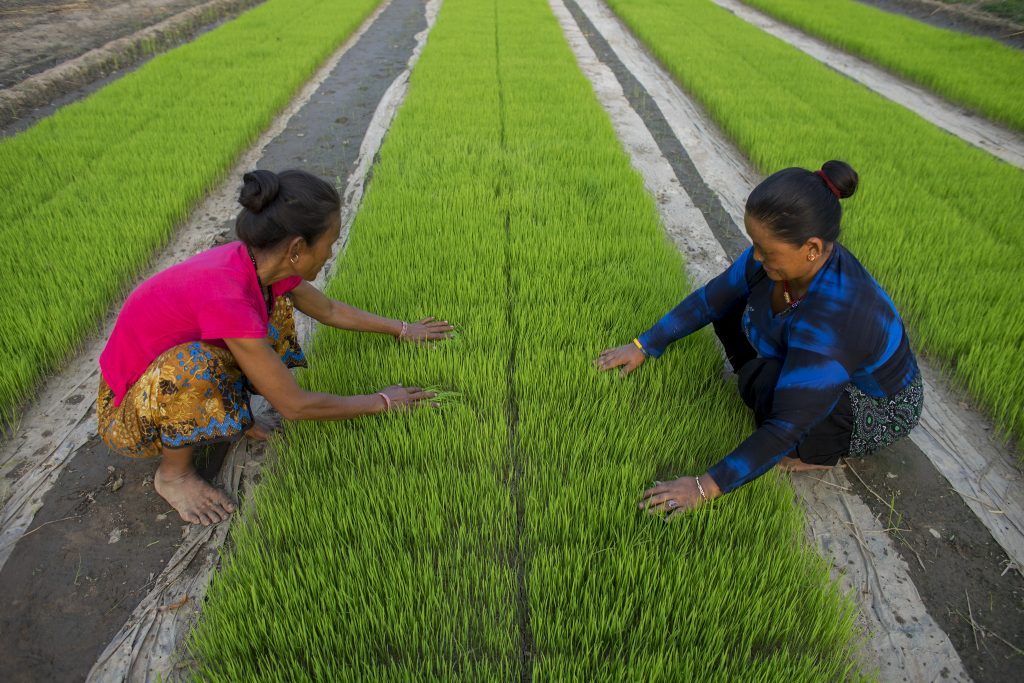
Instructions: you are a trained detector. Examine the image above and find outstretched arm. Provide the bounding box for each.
[596,248,756,375]
[637,247,755,358]
[289,281,452,341]
[224,336,435,420]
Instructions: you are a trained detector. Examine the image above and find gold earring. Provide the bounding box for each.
[290,254,298,264]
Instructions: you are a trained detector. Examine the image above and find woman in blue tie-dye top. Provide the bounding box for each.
[596,160,923,514]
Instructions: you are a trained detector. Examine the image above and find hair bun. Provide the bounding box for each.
[821,160,858,199]
[238,170,280,213]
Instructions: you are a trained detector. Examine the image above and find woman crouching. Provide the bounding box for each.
[97,169,451,526]
[596,161,923,513]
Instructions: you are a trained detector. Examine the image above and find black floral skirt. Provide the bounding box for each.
[845,374,924,456]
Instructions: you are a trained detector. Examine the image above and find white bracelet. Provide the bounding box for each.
[695,476,708,502]
[376,392,392,411]
[398,321,409,340]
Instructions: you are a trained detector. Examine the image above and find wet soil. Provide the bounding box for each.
[0,0,428,679]
[856,0,1024,48]
[848,441,1024,683]
[0,437,228,682]
[255,0,425,185]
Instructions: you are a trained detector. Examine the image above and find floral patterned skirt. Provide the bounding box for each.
[98,295,308,458]
[845,373,924,456]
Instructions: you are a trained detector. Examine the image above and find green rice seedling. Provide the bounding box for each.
[188,0,865,679]
[0,0,382,428]
[606,0,1024,447]
[423,387,464,407]
[496,3,863,675]
[741,0,1024,131]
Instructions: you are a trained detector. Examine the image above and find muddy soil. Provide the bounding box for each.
[0,0,428,679]
[849,441,1024,682]
[0,0,211,88]
[0,437,228,682]
[857,0,1024,48]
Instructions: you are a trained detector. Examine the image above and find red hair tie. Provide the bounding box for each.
[815,170,841,199]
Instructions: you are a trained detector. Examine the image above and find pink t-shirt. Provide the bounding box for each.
[100,242,302,405]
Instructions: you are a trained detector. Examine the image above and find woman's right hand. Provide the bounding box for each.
[594,343,646,378]
[377,384,437,411]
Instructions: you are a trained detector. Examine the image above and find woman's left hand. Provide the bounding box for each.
[400,317,454,342]
[639,474,721,515]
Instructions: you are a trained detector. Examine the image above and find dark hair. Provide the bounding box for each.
[235,169,340,249]
[745,160,858,246]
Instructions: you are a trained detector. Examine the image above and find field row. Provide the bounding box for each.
[0,0,381,428]
[741,0,1024,131]
[606,0,1024,446]
[186,0,862,678]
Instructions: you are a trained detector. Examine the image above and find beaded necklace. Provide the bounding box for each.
[781,280,804,308]
[246,246,273,316]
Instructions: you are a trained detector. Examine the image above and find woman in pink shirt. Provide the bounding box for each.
[98,169,451,526]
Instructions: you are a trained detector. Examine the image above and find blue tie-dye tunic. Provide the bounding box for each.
[637,244,919,493]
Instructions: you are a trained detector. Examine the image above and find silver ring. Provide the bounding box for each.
[666,500,678,510]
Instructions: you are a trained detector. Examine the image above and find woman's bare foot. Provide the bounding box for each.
[243,418,276,442]
[776,456,834,473]
[154,466,236,526]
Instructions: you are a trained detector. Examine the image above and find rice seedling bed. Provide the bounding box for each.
[605,0,1024,447]
[188,0,863,678]
[0,0,382,428]
[739,0,1024,132]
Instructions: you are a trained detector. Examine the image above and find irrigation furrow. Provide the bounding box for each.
[494,1,535,674]
[551,1,970,678]
[713,0,1024,169]
[560,0,746,263]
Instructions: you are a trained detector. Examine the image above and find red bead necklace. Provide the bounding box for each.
[781,280,804,307]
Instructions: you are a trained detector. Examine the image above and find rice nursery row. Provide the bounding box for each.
[606,0,1024,446]
[742,0,1024,131]
[187,0,863,679]
[0,0,381,428]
